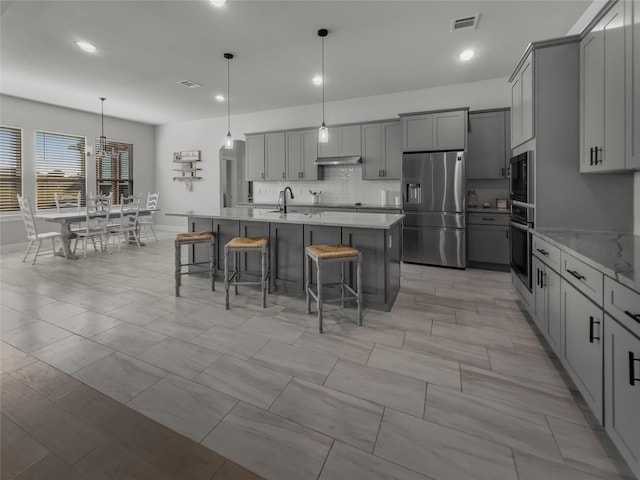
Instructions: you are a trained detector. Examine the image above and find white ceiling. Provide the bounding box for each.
[1,0,594,126]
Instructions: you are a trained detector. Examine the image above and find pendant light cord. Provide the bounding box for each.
[227,56,231,133]
[321,35,325,125]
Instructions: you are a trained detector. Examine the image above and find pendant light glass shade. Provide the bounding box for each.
[318,123,328,143]
[224,53,234,150]
[98,97,108,158]
[318,29,329,143]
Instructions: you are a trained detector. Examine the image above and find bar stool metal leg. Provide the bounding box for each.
[175,239,181,297]
[214,242,216,292]
[261,243,267,308]
[357,252,363,326]
[316,257,323,333]
[224,244,230,309]
[233,251,239,295]
[305,254,311,314]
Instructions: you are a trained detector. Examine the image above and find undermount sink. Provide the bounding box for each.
[266,210,309,215]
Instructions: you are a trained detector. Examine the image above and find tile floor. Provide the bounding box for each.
[0,231,635,480]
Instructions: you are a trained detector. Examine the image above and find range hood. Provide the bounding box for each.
[314,155,362,166]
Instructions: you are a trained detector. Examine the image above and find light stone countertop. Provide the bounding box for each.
[238,202,403,210]
[167,207,404,230]
[533,228,639,293]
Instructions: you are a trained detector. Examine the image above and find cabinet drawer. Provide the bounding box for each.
[467,212,509,226]
[532,235,561,271]
[561,252,603,306]
[604,277,640,337]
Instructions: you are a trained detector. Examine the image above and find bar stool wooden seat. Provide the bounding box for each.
[224,237,270,309]
[305,244,363,333]
[174,231,215,297]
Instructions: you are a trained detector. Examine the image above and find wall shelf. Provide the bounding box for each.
[173,150,202,191]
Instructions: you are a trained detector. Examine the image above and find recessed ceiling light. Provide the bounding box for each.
[210,0,226,7]
[312,75,323,86]
[459,49,475,61]
[214,94,225,102]
[76,41,97,53]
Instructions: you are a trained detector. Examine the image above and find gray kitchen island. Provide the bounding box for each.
[167,208,404,311]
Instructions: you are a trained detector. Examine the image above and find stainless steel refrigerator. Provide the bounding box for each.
[402,151,466,268]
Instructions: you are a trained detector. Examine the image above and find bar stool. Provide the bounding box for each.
[305,244,363,333]
[224,237,270,309]
[174,232,215,297]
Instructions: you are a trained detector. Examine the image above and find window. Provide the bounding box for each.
[35,131,86,210]
[96,139,133,205]
[0,126,22,212]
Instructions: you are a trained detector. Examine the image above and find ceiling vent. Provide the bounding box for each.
[451,14,479,32]
[177,79,202,88]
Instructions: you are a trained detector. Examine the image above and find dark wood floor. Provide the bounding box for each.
[0,366,263,480]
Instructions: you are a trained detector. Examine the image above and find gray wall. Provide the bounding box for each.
[0,95,156,247]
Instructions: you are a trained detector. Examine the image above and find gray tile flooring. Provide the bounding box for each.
[0,231,635,480]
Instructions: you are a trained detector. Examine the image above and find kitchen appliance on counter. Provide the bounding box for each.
[402,151,465,268]
[508,151,534,290]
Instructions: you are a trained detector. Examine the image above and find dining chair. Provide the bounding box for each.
[108,194,142,252]
[73,193,112,258]
[54,192,82,232]
[138,192,159,241]
[17,194,68,264]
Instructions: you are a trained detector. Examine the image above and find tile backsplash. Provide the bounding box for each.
[252,165,401,205]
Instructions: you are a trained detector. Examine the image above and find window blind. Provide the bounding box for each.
[96,139,133,204]
[0,126,22,212]
[35,131,86,210]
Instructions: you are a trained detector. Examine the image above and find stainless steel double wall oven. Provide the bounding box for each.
[509,151,534,290]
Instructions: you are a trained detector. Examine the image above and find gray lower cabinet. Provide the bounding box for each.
[188,217,214,274]
[213,219,240,277]
[341,223,401,310]
[270,222,304,293]
[561,278,604,424]
[467,212,509,268]
[532,256,562,352]
[604,313,640,479]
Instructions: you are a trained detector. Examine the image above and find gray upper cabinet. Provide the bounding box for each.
[510,52,534,148]
[433,111,467,150]
[362,121,401,180]
[286,129,318,181]
[580,1,625,172]
[401,110,466,152]
[264,132,286,181]
[401,113,433,151]
[318,125,361,158]
[627,0,640,169]
[246,134,265,181]
[467,109,510,179]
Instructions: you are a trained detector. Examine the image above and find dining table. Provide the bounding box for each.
[35,207,159,259]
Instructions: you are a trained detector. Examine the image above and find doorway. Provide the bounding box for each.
[219,140,246,207]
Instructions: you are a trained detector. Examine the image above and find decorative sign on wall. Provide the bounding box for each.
[173,150,202,191]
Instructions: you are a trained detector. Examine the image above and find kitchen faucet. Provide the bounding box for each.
[279,186,294,213]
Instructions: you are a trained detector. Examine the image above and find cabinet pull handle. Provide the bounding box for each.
[501,167,505,177]
[596,147,603,164]
[536,248,549,256]
[481,217,495,221]
[624,310,640,324]
[383,169,386,177]
[505,229,509,239]
[630,352,640,386]
[282,172,285,179]
[536,269,541,287]
[589,316,600,343]
[541,272,547,287]
[566,269,585,280]
[589,147,594,166]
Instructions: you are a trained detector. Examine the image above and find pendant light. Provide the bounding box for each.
[317,28,329,144]
[98,97,108,158]
[224,53,234,150]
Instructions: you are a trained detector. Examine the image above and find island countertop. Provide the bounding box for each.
[166,207,404,230]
